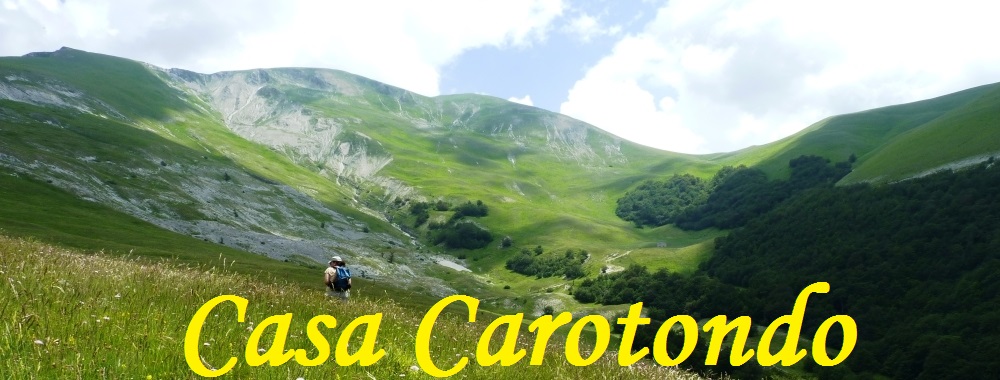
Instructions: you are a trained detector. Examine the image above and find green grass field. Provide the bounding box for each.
[0,234,707,379]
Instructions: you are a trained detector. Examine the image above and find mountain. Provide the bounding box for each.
[2,47,999,305]
[0,47,713,304]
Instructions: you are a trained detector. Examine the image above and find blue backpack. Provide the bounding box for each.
[333,266,352,291]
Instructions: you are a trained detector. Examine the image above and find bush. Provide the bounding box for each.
[430,221,493,249]
[500,236,513,248]
[452,200,488,219]
[409,201,430,227]
[434,200,450,211]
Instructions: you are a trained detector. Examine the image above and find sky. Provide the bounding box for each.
[2,0,1000,154]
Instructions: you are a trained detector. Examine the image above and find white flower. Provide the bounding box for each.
[33,339,44,345]
[203,342,211,347]
[409,365,420,372]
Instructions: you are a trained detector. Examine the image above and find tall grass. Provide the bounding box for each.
[0,235,707,379]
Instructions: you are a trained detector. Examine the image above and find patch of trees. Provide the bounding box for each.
[429,221,492,250]
[573,265,764,378]
[580,160,1000,379]
[674,155,851,230]
[414,199,492,250]
[616,155,851,229]
[451,200,488,219]
[701,160,1000,379]
[574,265,743,317]
[615,174,710,227]
[410,199,489,229]
[505,247,587,279]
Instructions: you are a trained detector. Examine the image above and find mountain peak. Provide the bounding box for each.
[23,46,81,58]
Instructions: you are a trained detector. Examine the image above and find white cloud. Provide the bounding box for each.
[562,12,621,43]
[560,0,1000,153]
[0,0,565,96]
[507,95,534,106]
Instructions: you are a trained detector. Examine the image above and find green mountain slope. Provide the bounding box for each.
[721,82,1000,182]
[843,83,1000,183]
[3,47,1000,310]
[0,48,458,295]
[0,48,725,309]
[161,61,731,273]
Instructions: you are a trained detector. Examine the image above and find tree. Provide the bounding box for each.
[434,200,450,211]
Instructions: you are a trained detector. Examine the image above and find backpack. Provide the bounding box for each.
[333,266,352,291]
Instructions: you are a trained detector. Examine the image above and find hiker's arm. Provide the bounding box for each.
[324,272,333,288]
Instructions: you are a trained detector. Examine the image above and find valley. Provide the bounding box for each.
[2,47,999,378]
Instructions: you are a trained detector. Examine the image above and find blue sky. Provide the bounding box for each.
[439,0,654,111]
[3,0,1000,153]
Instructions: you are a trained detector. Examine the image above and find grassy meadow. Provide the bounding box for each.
[0,234,708,379]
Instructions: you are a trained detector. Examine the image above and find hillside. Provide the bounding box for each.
[3,47,1000,313]
[718,81,1000,183]
[0,47,727,306]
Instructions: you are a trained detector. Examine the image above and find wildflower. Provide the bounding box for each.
[33,339,44,345]
[203,342,211,347]
[410,365,420,372]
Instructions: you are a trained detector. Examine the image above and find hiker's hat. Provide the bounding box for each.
[330,255,343,263]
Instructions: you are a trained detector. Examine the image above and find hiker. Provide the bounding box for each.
[324,256,351,300]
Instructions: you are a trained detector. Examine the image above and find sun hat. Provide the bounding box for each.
[330,255,343,263]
